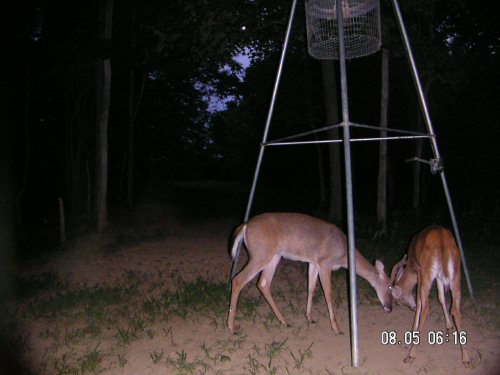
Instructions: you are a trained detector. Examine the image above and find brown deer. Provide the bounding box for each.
[390,226,470,367]
[227,212,393,334]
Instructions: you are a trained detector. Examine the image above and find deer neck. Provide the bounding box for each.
[397,265,418,292]
[353,250,381,288]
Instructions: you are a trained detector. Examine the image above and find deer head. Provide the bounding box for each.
[390,254,417,311]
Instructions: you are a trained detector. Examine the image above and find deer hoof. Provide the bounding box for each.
[403,355,415,364]
[336,330,344,336]
[230,324,241,335]
[278,319,291,328]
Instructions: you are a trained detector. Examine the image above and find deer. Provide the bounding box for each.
[227,212,393,335]
[390,225,470,367]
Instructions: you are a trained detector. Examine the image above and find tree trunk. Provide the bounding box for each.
[95,0,113,232]
[305,60,326,205]
[16,51,30,227]
[321,60,343,224]
[1,41,20,308]
[374,49,389,238]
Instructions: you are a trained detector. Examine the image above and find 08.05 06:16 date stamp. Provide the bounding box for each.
[381,331,467,346]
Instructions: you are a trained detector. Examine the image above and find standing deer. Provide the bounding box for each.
[390,226,470,367]
[227,212,393,334]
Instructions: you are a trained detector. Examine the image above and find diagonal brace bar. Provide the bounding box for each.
[390,0,474,298]
[229,0,299,284]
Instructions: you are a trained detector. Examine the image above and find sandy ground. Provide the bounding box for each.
[11,219,500,374]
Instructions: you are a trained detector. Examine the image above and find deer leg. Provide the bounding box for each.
[318,267,342,334]
[306,264,319,323]
[405,277,432,364]
[404,292,421,364]
[436,279,453,332]
[450,276,470,367]
[228,258,268,334]
[257,254,289,327]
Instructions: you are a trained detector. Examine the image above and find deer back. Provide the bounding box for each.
[391,226,461,310]
[410,226,461,287]
[243,212,348,266]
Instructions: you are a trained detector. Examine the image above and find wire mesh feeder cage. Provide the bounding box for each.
[305,0,381,60]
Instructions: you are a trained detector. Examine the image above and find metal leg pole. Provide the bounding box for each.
[440,173,474,298]
[390,0,474,298]
[336,0,359,368]
[229,0,299,283]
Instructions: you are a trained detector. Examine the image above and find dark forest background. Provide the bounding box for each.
[1,0,499,262]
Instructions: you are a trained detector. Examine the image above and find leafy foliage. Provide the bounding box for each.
[8,0,500,238]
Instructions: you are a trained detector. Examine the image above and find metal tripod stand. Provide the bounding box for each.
[229,0,473,368]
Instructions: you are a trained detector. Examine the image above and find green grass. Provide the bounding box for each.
[27,283,131,319]
[166,349,197,374]
[173,277,228,317]
[14,271,62,300]
[8,235,499,374]
[289,342,314,371]
[79,344,103,373]
[8,271,257,373]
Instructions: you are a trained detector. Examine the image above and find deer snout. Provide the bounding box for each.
[377,288,393,313]
[404,296,416,311]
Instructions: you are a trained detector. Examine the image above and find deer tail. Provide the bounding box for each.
[230,224,247,259]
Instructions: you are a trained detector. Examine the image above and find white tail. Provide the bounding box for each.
[230,223,246,259]
[227,212,393,334]
[390,226,470,367]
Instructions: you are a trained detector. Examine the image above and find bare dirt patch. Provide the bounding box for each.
[10,219,500,374]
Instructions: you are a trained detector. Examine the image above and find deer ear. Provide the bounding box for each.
[391,286,402,299]
[375,260,385,277]
[375,260,384,271]
[395,267,404,283]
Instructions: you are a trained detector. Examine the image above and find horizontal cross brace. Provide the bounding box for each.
[264,134,432,147]
[264,121,431,146]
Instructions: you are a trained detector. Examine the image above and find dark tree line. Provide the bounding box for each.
[3,0,499,247]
